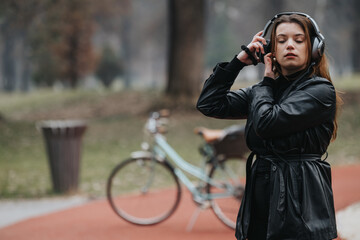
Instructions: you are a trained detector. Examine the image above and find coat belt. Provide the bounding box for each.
[237,152,324,239]
[250,153,322,222]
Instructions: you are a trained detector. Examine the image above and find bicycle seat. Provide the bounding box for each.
[194,127,224,143]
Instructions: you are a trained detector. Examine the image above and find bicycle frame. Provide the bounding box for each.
[151,133,236,201]
[107,112,244,229]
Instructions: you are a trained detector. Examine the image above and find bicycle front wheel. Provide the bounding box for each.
[207,157,246,229]
[107,157,181,225]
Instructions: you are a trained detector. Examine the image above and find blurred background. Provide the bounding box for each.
[0,0,359,199]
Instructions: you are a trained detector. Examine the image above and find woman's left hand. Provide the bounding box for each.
[264,53,275,79]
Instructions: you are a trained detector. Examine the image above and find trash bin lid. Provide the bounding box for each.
[37,120,87,129]
[36,120,87,137]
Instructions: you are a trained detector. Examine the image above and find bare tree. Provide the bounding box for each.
[49,0,96,88]
[32,0,130,88]
[353,0,360,72]
[166,0,205,100]
[0,0,40,92]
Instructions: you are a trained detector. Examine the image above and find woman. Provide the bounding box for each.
[197,13,341,240]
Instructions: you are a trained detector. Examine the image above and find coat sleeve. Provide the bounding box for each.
[196,59,250,119]
[252,77,336,139]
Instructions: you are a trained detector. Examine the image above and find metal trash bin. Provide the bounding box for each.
[37,120,87,193]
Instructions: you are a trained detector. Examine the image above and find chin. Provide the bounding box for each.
[282,62,306,71]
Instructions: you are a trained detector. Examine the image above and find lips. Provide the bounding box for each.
[285,53,297,57]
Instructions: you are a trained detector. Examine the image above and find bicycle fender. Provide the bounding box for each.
[130,151,153,159]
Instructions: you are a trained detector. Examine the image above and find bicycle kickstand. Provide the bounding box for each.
[186,201,211,232]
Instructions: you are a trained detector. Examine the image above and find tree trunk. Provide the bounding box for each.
[68,30,80,88]
[20,32,32,92]
[121,14,132,89]
[2,29,16,92]
[353,0,360,72]
[166,0,205,100]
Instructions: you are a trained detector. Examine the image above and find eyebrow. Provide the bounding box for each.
[276,33,305,37]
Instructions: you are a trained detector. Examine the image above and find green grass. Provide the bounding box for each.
[0,121,51,198]
[333,73,360,91]
[0,89,241,199]
[326,74,360,164]
[0,74,359,199]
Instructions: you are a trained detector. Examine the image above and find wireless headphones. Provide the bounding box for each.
[257,12,325,63]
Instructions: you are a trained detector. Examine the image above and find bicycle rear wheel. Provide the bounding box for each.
[107,157,181,225]
[207,157,246,229]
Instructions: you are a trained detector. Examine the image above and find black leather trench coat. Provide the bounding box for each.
[197,57,338,240]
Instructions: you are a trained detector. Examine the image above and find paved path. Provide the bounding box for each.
[0,196,88,228]
[0,164,359,240]
[336,202,360,240]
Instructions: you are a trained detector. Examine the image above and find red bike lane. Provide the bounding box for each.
[1,164,359,240]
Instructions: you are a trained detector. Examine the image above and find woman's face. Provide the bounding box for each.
[274,22,308,76]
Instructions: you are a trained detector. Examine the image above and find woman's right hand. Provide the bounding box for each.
[264,53,275,79]
[237,31,267,65]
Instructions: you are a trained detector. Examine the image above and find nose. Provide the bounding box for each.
[286,39,295,49]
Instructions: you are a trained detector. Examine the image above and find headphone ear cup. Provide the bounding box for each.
[311,36,325,62]
[257,40,271,63]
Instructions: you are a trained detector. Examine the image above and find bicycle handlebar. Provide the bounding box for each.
[146,110,170,134]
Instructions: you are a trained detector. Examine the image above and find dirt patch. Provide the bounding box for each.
[6,88,360,123]
[11,92,156,122]
[9,90,202,122]
[340,90,360,105]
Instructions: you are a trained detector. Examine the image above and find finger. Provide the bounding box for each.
[253,36,267,46]
[256,42,263,53]
[247,43,259,56]
[253,42,263,54]
[264,53,273,64]
[264,53,271,61]
[252,31,264,42]
[256,42,266,54]
[247,43,256,52]
[264,54,273,69]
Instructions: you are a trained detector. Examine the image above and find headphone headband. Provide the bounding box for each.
[259,12,325,63]
[262,12,324,41]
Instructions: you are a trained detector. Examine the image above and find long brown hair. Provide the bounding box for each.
[270,14,342,141]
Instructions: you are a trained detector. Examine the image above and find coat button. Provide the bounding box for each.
[272,166,277,171]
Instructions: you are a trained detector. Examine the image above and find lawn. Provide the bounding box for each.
[0,75,359,199]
